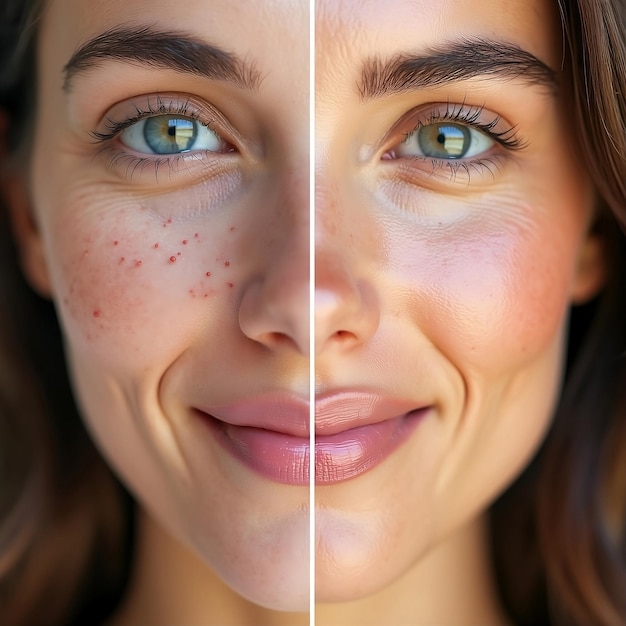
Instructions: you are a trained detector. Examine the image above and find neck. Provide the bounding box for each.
[109,507,309,626]
[316,514,511,626]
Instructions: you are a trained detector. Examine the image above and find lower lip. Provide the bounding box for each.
[316,408,429,485]
[200,413,310,486]
[198,409,429,486]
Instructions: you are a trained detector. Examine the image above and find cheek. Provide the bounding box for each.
[38,192,242,364]
[385,194,584,373]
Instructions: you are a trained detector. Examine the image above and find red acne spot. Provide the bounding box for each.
[205,271,211,277]
[167,218,173,224]
[93,310,101,318]
[194,233,199,238]
[135,260,142,267]
[227,282,234,288]
[182,239,188,245]
[169,256,177,263]
[119,256,125,263]
[113,240,119,246]
[224,261,230,267]
[154,243,159,249]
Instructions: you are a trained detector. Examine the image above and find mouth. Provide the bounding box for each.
[315,392,432,484]
[194,394,311,486]
[194,392,431,486]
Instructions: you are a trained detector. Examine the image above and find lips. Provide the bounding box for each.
[195,391,430,486]
[315,392,431,484]
[195,394,310,486]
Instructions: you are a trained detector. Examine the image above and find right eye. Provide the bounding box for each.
[120,115,229,155]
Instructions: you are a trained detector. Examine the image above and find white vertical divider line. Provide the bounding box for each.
[308,0,316,624]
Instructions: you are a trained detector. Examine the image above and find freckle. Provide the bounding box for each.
[177,251,181,256]
[154,243,159,249]
[163,223,168,228]
[113,240,119,246]
[182,239,188,245]
[194,233,199,238]
[205,271,211,277]
[169,256,177,263]
[135,260,142,267]
[93,310,101,318]
[229,226,235,232]
[119,256,125,263]
[224,261,230,267]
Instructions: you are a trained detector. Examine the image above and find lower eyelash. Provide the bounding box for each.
[99,149,204,183]
[420,154,507,185]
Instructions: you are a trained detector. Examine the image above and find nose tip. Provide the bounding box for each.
[315,259,379,355]
[239,266,310,356]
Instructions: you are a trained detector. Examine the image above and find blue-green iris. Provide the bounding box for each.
[143,116,198,154]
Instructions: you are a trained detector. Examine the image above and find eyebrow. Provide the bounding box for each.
[63,25,261,92]
[358,38,559,100]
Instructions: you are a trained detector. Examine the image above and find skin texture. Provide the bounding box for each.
[11,0,310,623]
[4,0,609,624]
[314,0,605,623]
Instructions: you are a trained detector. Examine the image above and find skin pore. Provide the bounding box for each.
[315,0,604,625]
[9,0,309,624]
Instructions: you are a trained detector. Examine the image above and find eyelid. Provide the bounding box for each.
[384,102,525,157]
[91,92,248,155]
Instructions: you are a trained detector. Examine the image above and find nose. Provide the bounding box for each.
[238,190,310,356]
[315,253,380,355]
[314,181,380,356]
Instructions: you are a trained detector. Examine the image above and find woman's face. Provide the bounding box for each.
[315,0,603,604]
[21,0,310,612]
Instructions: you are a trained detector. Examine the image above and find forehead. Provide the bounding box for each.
[38,0,308,89]
[315,0,561,85]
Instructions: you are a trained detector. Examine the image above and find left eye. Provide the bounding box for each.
[396,122,495,160]
[120,115,225,155]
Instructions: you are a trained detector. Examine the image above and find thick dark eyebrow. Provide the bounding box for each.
[62,25,261,92]
[359,38,559,100]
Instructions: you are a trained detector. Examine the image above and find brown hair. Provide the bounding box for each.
[0,0,625,624]
[0,4,133,623]
[491,1,626,625]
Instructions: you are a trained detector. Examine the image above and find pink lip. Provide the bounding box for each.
[195,394,310,486]
[195,392,430,486]
[315,391,431,484]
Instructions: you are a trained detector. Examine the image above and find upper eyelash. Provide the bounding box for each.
[90,95,210,143]
[405,101,527,152]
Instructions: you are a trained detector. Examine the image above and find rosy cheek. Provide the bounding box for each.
[48,207,241,356]
[386,201,581,373]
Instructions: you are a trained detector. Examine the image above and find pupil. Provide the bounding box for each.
[437,133,445,145]
[167,125,176,137]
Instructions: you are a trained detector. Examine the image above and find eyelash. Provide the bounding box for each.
[90,96,230,181]
[397,102,527,183]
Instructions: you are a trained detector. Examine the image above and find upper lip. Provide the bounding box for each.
[315,391,430,436]
[196,392,310,437]
[196,391,430,438]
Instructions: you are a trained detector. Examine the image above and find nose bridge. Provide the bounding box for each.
[238,167,310,355]
[315,167,380,356]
